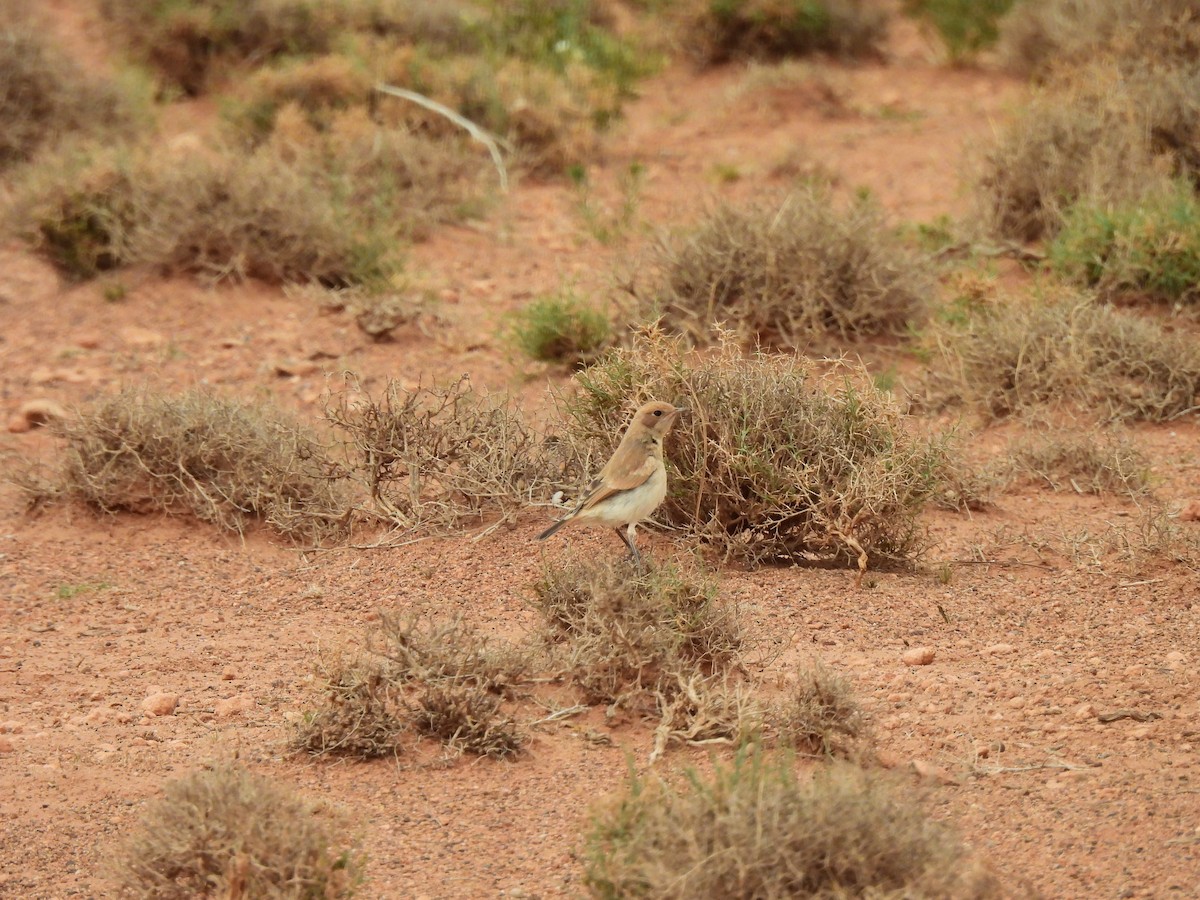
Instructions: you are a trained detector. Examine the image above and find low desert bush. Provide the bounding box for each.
[0,3,141,168]
[510,290,613,366]
[636,186,929,349]
[583,749,1002,899]
[9,112,487,283]
[904,0,1015,61]
[532,554,755,760]
[111,765,363,899]
[1000,0,1200,80]
[974,59,1190,242]
[678,0,887,65]
[557,327,950,570]
[296,615,529,758]
[776,661,869,758]
[326,375,553,531]
[999,430,1152,498]
[1049,182,1200,305]
[930,296,1200,421]
[36,388,348,542]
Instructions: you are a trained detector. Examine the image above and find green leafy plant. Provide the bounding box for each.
[510,291,613,366]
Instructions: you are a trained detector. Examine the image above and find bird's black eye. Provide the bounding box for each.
[653,410,663,416]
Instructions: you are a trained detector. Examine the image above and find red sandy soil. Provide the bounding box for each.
[2,9,1199,900]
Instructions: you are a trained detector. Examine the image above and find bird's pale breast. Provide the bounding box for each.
[576,461,667,528]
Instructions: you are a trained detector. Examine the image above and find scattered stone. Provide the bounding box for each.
[910,758,958,785]
[0,736,13,753]
[85,707,111,725]
[0,721,23,734]
[984,643,1016,655]
[1006,696,1027,709]
[75,333,102,350]
[1165,650,1188,670]
[7,399,68,433]
[1180,500,1200,523]
[902,647,935,666]
[214,696,255,718]
[1074,703,1097,721]
[221,666,237,681]
[140,692,178,717]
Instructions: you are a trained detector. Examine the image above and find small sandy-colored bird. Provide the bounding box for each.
[538,400,686,564]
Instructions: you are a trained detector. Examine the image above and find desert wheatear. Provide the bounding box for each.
[538,400,686,564]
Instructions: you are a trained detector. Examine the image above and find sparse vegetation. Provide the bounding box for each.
[583,749,1002,899]
[679,0,887,65]
[0,3,144,168]
[111,765,363,899]
[32,388,348,542]
[636,186,929,349]
[510,290,613,366]
[904,0,1015,61]
[1049,182,1200,305]
[776,661,869,758]
[930,296,1200,421]
[293,655,408,758]
[1000,430,1152,498]
[559,327,951,570]
[9,115,489,284]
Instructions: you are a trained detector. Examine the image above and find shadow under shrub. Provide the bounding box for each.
[635,186,929,349]
[583,748,1002,899]
[38,388,349,542]
[110,765,363,899]
[556,327,950,570]
[929,295,1200,421]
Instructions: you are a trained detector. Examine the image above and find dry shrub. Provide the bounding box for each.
[293,656,407,758]
[532,555,755,759]
[678,0,886,65]
[298,615,529,758]
[227,54,374,139]
[509,290,614,367]
[974,59,1188,242]
[327,374,553,532]
[999,430,1151,498]
[776,661,869,758]
[637,186,929,349]
[1000,0,1200,80]
[558,327,949,570]
[0,2,140,168]
[38,388,348,542]
[111,765,363,899]
[9,111,488,283]
[930,296,1200,422]
[903,0,1015,62]
[583,749,1002,899]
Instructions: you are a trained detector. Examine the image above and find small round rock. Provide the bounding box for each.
[902,647,936,666]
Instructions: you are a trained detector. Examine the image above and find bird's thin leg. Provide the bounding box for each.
[616,525,642,572]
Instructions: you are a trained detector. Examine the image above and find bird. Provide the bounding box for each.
[538,400,686,566]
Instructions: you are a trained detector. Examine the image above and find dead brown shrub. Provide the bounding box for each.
[558,327,950,570]
[327,374,555,532]
[584,749,1003,899]
[0,2,139,168]
[293,656,407,758]
[776,661,870,758]
[110,765,363,899]
[532,554,755,760]
[678,0,887,66]
[930,296,1200,422]
[637,186,929,348]
[34,388,349,542]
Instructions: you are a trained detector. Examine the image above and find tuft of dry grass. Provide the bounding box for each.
[110,765,363,899]
[8,111,490,284]
[557,327,950,571]
[776,661,870,758]
[929,296,1200,422]
[509,290,614,367]
[636,186,929,349]
[0,2,143,169]
[999,0,1200,80]
[32,388,349,543]
[326,374,553,532]
[532,554,755,760]
[583,749,1003,899]
[678,0,887,66]
[999,430,1152,499]
[297,615,529,759]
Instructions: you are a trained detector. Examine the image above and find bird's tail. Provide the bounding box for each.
[537,517,570,541]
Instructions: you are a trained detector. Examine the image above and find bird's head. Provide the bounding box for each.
[630,400,687,438]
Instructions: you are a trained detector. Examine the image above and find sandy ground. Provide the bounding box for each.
[2,8,1199,900]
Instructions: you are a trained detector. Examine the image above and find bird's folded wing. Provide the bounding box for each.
[578,451,657,512]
